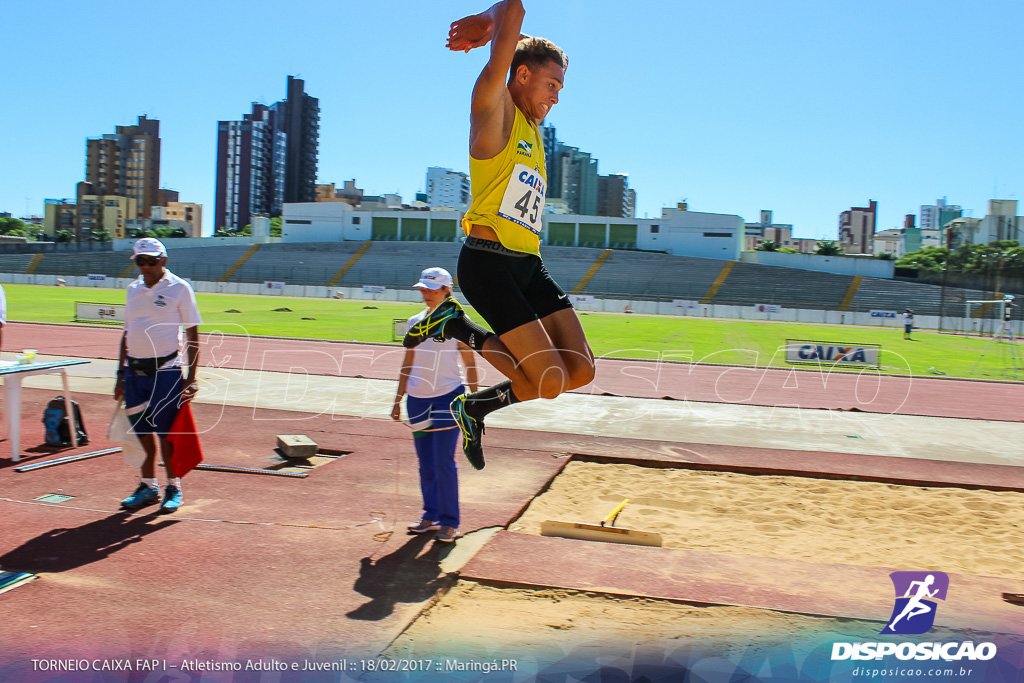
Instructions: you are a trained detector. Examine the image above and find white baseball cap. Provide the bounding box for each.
[413,267,453,290]
[130,237,166,259]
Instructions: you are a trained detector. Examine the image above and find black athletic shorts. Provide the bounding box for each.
[457,236,573,336]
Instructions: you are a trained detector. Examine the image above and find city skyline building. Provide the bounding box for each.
[540,123,560,202]
[214,102,286,231]
[596,173,635,219]
[79,115,161,224]
[315,183,348,202]
[838,200,877,255]
[919,197,962,233]
[425,167,471,210]
[553,145,598,216]
[278,76,320,205]
[542,123,634,218]
[42,198,76,237]
[153,202,203,237]
[214,76,317,231]
[74,194,137,239]
[962,199,1022,245]
[744,210,817,252]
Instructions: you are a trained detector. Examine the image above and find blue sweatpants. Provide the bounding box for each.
[406,386,463,529]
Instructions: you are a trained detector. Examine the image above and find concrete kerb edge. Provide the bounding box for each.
[379,571,462,656]
[453,574,749,612]
[504,454,575,527]
[452,574,1024,636]
[565,452,1024,494]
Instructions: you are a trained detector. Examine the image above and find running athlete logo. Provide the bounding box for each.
[516,139,533,156]
[881,571,949,635]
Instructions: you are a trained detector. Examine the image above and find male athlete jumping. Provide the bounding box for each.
[404,0,595,469]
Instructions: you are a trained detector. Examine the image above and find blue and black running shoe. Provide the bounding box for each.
[121,482,159,510]
[450,393,485,470]
[403,297,464,348]
[159,485,183,513]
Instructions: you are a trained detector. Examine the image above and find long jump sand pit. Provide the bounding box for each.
[386,582,1021,673]
[386,580,884,659]
[383,461,1024,676]
[512,461,1024,579]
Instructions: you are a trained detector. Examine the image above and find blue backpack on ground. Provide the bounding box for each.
[42,396,89,447]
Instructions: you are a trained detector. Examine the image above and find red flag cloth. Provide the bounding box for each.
[167,402,204,477]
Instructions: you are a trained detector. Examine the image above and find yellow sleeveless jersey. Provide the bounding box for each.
[462,107,547,256]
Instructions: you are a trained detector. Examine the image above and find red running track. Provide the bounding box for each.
[9,322,1022,422]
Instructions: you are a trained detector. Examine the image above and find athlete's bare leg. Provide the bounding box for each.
[473,309,594,401]
[539,307,596,391]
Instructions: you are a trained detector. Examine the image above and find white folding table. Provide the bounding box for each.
[1,359,91,462]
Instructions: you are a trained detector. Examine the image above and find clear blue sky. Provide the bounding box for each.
[2,0,1021,239]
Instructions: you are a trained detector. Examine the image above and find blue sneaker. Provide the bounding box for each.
[160,485,183,513]
[451,394,485,470]
[403,297,463,348]
[121,483,159,510]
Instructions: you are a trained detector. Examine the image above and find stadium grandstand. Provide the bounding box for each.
[5,241,1021,322]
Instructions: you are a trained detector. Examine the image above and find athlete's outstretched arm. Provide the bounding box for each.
[447,0,523,59]
[446,5,495,53]
[449,0,525,158]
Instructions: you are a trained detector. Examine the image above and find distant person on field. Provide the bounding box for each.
[903,309,914,340]
[114,238,202,513]
[392,268,478,544]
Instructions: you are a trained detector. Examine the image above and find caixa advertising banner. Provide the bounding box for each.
[785,339,881,368]
[74,302,125,323]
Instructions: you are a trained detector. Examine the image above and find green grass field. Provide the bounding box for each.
[8,284,1021,379]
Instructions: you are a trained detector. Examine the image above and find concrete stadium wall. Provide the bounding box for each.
[740,251,895,278]
[5,271,1021,337]
[111,236,282,252]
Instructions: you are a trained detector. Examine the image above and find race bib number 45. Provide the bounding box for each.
[498,163,546,235]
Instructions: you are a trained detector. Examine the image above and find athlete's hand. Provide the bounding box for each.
[114,377,124,401]
[182,379,199,403]
[447,14,493,52]
[390,397,402,421]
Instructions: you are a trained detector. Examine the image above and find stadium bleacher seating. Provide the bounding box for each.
[8,241,1014,318]
[714,263,854,310]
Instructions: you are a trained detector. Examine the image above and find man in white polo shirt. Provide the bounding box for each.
[114,238,202,512]
[391,267,478,543]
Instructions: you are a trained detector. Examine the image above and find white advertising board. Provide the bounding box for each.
[75,302,125,323]
[785,339,881,367]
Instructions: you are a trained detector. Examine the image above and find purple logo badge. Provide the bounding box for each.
[881,571,949,635]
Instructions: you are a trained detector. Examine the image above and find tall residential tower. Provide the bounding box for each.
[279,75,320,205]
[214,104,286,231]
[214,76,318,231]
